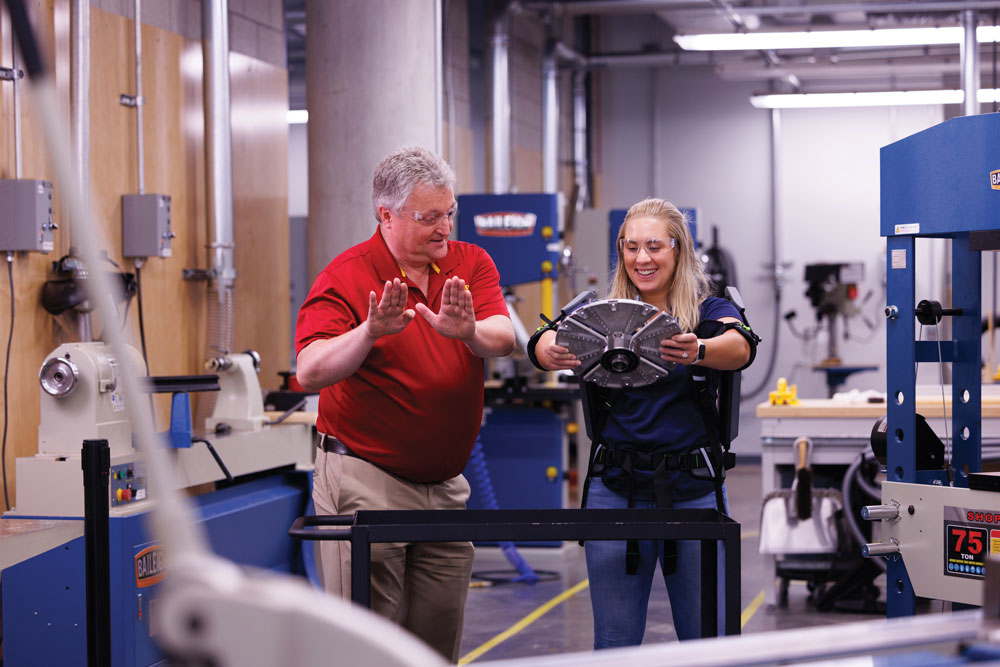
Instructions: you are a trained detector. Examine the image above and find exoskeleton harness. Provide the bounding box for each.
[527,287,760,575]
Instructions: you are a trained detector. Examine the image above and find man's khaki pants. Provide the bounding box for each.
[313,447,475,663]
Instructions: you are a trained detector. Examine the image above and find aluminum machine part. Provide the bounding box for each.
[13,342,150,517]
[36,342,147,457]
[869,481,1000,606]
[556,298,680,388]
[204,350,267,432]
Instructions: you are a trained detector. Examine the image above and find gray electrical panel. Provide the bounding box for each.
[122,193,173,258]
[0,179,55,253]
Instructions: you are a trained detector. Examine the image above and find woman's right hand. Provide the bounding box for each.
[534,329,580,371]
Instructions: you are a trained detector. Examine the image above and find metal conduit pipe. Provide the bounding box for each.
[134,0,145,194]
[524,0,716,13]
[542,43,559,194]
[202,0,236,357]
[741,109,784,399]
[677,0,1000,17]
[543,41,587,194]
[12,31,22,178]
[71,0,92,341]
[572,68,589,210]
[963,9,981,116]
[524,0,1000,17]
[491,5,512,194]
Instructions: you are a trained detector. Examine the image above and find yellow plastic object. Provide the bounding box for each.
[545,466,559,481]
[566,422,579,435]
[769,377,799,406]
[541,225,554,240]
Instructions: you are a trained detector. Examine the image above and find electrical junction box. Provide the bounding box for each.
[0,179,55,253]
[122,193,173,258]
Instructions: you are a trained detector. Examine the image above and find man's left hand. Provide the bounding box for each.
[415,276,476,341]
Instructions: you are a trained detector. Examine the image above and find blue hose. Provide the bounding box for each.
[467,437,540,584]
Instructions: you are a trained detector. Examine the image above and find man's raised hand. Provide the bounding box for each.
[365,278,415,340]
[415,276,476,341]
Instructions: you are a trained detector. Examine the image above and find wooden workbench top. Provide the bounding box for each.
[756,397,1000,419]
[0,517,83,570]
[264,410,318,426]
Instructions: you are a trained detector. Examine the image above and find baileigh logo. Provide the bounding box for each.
[473,212,537,237]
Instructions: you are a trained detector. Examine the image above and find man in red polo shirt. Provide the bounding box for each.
[295,146,515,661]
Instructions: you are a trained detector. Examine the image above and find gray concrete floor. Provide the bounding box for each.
[458,462,887,663]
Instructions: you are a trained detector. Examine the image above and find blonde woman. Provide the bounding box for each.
[530,198,755,646]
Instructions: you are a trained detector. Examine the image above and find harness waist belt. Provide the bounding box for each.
[595,446,735,472]
[319,433,363,459]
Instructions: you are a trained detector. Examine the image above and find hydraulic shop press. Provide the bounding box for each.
[864,112,1000,616]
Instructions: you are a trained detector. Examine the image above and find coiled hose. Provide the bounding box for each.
[842,449,886,572]
[466,438,540,585]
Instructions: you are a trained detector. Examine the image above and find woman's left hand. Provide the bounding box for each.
[660,332,698,365]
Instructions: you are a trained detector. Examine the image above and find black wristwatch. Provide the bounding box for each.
[692,339,706,365]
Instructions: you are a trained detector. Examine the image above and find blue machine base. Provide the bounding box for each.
[464,406,564,547]
[2,471,312,667]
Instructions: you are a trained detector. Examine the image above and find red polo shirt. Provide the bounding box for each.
[295,228,509,482]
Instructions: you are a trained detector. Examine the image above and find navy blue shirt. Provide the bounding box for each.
[601,296,741,503]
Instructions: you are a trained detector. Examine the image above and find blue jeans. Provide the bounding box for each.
[584,477,730,647]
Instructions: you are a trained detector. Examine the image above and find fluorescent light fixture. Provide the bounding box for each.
[676,25,1000,51]
[287,109,309,124]
[750,88,1000,109]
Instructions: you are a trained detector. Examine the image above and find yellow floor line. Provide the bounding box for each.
[741,529,759,539]
[741,589,766,629]
[462,581,765,663]
[459,579,590,665]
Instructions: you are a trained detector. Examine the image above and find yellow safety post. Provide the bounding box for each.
[541,260,554,322]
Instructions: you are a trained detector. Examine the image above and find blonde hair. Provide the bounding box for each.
[608,198,709,332]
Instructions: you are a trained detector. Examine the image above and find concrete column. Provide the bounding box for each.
[306,0,442,282]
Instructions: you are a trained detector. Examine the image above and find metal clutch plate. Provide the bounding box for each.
[555,298,681,388]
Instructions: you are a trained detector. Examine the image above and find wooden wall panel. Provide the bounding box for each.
[230,53,290,392]
[0,4,288,506]
[0,0,64,509]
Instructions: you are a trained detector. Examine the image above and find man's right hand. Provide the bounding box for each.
[365,278,416,340]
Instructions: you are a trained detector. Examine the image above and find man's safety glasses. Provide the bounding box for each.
[400,206,458,227]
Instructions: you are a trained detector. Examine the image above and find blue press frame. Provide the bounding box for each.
[880,113,994,617]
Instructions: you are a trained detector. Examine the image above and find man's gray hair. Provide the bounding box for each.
[372,146,456,223]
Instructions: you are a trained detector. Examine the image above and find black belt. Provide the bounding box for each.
[318,433,363,459]
[594,444,733,473]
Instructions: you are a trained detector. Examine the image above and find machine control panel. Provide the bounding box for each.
[943,505,996,579]
[111,460,149,507]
